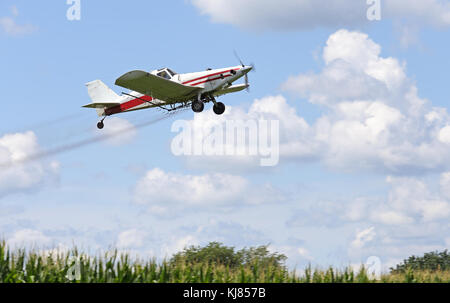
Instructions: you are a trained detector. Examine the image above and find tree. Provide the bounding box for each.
[390,250,450,273]
[238,245,287,268]
[170,242,287,269]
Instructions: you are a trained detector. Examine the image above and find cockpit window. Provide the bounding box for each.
[157,70,171,80]
[167,68,177,76]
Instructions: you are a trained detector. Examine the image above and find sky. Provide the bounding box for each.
[1,0,450,271]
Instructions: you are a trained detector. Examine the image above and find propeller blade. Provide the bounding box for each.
[234,50,245,67]
[245,74,250,92]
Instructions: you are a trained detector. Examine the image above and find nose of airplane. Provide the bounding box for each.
[242,65,253,74]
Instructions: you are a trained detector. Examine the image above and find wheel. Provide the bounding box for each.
[213,102,226,115]
[97,121,104,129]
[192,100,204,113]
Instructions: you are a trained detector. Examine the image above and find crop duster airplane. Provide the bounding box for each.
[83,62,253,129]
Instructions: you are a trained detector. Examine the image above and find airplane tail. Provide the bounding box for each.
[83,80,122,116]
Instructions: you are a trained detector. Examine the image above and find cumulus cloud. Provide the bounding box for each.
[281,29,450,173]
[191,0,450,31]
[133,168,283,216]
[0,131,59,198]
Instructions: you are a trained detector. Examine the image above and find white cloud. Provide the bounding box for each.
[192,0,450,31]
[370,210,414,225]
[283,30,408,104]
[279,29,450,173]
[386,175,450,222]
[351,227,376,249]
[7,229,51,248]
[438,125,450,144]
[290,172,450,229]
[100,117,137,146]
[0,131,59,198]
[116,229,147,249]
[176,95,310,171]
[192,0,367,31]
[440,172,450,199]
[0,6,36,36]
[133,168,282,216]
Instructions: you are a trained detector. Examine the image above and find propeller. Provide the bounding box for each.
[234,51,255,92]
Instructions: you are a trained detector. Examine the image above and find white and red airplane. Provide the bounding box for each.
[83,63,253,129]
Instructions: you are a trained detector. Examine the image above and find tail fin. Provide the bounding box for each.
[83,80,122,116]
[86,80,121,103]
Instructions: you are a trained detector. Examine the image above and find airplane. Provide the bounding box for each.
[83,62,254,129]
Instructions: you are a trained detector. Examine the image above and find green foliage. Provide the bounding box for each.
[0,241,449,283]
[170,242,287,269]
[170,242,240,267]
[390,250,450,273]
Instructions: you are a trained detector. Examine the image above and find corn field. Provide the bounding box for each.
[0,241,449,283]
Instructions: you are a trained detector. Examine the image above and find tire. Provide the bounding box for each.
[97,122,104,129]
[192,101,204,113]
[213,102,226,115]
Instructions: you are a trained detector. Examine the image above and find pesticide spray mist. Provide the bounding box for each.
[0,109,187,169]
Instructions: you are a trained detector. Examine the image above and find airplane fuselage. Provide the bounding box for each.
[84,64,253,129]
[104,65,252,116]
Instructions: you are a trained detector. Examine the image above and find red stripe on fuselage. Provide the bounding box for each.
[182,68,239,85]
[105,95,153,115]
[190,74,232,86]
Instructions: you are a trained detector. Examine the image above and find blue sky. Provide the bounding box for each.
[1,0,450,271]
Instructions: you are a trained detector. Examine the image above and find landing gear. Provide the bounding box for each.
[191,94,225,115]
[192,100,204,113]
[213,102,226,115]
[97,117,106,129]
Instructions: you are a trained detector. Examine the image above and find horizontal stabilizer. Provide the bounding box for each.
[82,102,120,109]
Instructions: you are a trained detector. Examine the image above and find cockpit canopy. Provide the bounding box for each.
[156,68,177,80]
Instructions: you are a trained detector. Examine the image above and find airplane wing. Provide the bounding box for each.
[213,84,249,97]
[115,70,201,103]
